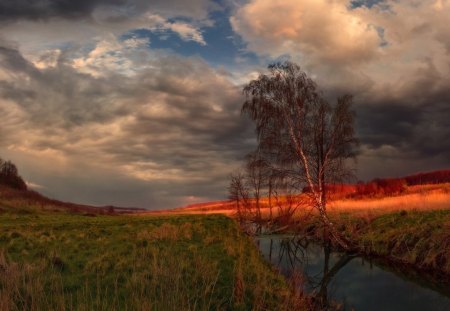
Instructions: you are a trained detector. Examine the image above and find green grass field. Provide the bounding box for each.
[0,212,308,311]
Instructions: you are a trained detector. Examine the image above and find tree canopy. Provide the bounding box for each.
[0,158,27,190]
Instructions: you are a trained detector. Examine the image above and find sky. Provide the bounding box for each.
[0,0,449,209]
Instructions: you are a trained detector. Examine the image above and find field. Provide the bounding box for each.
[165,184,450,279]
[328,183,450,216]
[0,211,311,311]
[288,186,450,279]
[164,184,450,218]
[1,182,449,310]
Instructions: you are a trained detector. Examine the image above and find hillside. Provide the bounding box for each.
[0,185,143,215]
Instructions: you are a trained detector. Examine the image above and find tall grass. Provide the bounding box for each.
[0,214,312,310]
[0,250,219,311]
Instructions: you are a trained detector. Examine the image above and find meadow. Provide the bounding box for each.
[0,211,311,311]
[1,181,449,310]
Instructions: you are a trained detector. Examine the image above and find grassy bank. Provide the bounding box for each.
[303,209,450,280]
[0,212,311,310]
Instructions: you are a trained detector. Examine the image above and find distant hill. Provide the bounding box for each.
[0,185,144,215]
[0,157,144,215]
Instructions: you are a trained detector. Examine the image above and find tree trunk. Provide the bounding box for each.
[317,202,352,250]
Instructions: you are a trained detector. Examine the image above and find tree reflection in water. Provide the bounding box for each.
[268,237,356,308]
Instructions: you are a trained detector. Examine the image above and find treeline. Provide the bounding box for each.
[354,178,406,197]
[303,180,406,198]
[404,170,450,186]
[356,170,450,197]
[304,169,450,198]
[0,158,27,190]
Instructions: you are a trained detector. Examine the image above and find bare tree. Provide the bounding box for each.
[242,61,358,249]
[228,173,250,225]
[244,152,267,228]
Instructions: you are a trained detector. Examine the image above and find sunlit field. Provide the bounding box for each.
[161,184,450,280]
[166,184,450,219]
[328,184,450,216]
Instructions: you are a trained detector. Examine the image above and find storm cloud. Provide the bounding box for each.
[231,0,450,179]
[0,0,216,22]
[0,0,449,208]
[0,38,254,208]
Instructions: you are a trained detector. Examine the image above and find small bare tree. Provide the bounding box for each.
[242,61,358,249]
[228,173,250,225]
[245,152,268,226]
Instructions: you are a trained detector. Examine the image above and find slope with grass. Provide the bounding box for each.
[0,211,312,310]
[301,209,450,281]
[0,184,144,215]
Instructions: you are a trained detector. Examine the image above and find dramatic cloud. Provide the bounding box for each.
[0,0,449,208]
[231,0,450,178]
[0,0,121,21]
[231,0,381,66]
[0,0,216,21]
[232,0,450,79]
[143,14,207,45]
[0,39,254,208]
[0,0,214,58]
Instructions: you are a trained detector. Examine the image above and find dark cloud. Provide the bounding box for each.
[1,0,449,208]
[0,43,137,128]
[0,42,254,208]
[350,0,385,9]
[0,0,124,21]
[356,63,450,163]
[2,38,449,207]
[357,102,422,150]
[0,0,216,22]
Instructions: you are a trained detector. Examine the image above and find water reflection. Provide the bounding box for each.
[256,236,450,311]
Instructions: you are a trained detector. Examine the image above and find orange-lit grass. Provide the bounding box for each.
[328,185,450,217]
[163,184,450,219]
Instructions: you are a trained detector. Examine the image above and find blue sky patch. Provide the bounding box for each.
[121,10,259,68]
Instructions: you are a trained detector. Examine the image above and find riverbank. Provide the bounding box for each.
[299,209,450,282]
[255,235,450,311]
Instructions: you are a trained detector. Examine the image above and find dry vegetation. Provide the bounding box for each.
[166,184,450,219]
[328,183,450,216]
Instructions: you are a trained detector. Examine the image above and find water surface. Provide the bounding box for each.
[256,236,450,311]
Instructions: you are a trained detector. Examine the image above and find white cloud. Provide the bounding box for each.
[70,35,152,77]
[26,181,45,189]
[145,14,207,45]
[231,0,381,65]
[229,0,450,120]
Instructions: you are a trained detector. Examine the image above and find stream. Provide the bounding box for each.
[255,235,450,311]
